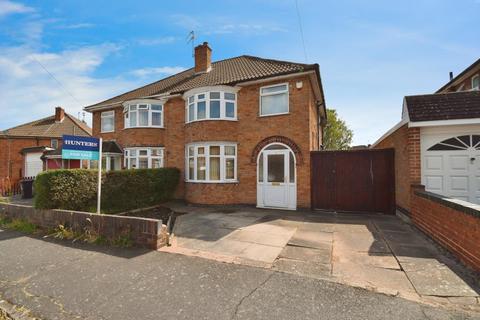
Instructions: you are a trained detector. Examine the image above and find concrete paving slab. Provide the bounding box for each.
[240,222,296,236]
[333,261,417,296]
[225,229,292,247]
[237,243,284,263]
[279,245,331,264]
[334,229,391,253]
[400,259,479,297]
[288,230,332,249]
[208,239,252,256]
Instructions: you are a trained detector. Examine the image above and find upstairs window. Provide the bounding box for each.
[260,83,289,116]
[124,147,164,169]
[472,75,480,91]
[185,90,237,123]
[101,110,115,133]
[124,103,163,128]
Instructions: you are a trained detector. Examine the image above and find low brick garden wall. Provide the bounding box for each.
[411,185,480,272]
[0,203,168,249]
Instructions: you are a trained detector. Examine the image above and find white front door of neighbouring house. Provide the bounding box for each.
[25,152,44,177]
[257,144,296,210]
[423,134,480,204]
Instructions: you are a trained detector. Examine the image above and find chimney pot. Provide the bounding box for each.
[55,107,65,122]
[194,42,212,73]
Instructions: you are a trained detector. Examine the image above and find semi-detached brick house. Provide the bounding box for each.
[85,42,327,209]
[0,107,92,183]
[373,58,480,214]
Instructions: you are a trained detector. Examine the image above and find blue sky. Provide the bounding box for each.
[0,0,478,145]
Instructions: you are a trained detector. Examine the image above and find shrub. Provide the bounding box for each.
[34,168,180,213]
[34,170,98,211]
[101,168,180,213]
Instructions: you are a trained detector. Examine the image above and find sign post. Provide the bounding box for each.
[61,135,102,214]
[96,138,103,214]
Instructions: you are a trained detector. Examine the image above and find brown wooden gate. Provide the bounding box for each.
[311,149,395,214]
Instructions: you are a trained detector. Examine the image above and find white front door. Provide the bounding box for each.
[257,146,296,209]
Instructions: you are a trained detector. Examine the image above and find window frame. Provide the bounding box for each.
[123,100,164,129]
[100,110,115,133]
[472,74,480,91]
[51,139,58,149]
[185,142,238,183]
[259,83,290,117]
[184,87,238,124]
[124,147,165,169]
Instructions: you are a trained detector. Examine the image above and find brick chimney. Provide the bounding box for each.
[194,42,212,73]
[55,107,65,122]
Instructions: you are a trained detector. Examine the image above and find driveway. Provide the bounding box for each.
[162,204,480,311]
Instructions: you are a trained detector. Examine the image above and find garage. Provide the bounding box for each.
[24,152,44,177]
[422,128,480,204]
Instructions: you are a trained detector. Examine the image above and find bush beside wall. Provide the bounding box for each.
[34,168,180,213]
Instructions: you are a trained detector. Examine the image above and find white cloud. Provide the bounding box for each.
[0,0,34,17]
[129,66,186,77]
[57,22,95,30]
[136,36,177,46]
[0,44,137,129]
[171,14,287,36]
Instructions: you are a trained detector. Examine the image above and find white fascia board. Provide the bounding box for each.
[370,119,408,148]
[409,118,480,127]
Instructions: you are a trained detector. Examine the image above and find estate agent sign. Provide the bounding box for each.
[62,135,100,160]
[62,135,103,214]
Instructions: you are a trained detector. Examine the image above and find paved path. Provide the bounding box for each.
[163,205,480,310]
[1,228,479,320]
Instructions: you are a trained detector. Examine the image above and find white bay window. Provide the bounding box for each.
[185,87,237,123]
[186,143,237,182]
[124,147,164,169]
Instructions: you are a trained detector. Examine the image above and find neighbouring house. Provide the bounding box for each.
[84,42,326,210]
[0,107,92,182]
[373,58,480,214]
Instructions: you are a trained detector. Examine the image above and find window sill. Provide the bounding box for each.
[122,126,165,130]
[258,112,290,118]
[101,130,115,133]
[185,180,239,184]
[185,118,238,125]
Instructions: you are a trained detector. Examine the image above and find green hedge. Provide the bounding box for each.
[34,168,180,213]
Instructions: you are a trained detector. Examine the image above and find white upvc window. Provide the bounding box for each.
[185,89,237,123]
[472,74,480,91]
[124,147,164,169]
[123,102,163,128]
[260,83,289,116]
[185,142,237,183]
[101,110,115,133]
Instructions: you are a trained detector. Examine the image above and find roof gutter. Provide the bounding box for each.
[83,93,181,113]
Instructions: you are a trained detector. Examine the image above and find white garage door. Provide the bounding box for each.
[423,134,480,204]
[25,152,44,177]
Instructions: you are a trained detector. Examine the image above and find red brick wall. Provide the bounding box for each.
[412,188,480,272]
[374,124,421,212]
[92,75,320,207]
[0,137,54,182]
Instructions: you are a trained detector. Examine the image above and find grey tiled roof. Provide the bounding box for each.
[406,91,480,122]
[2,114,92,138]
[85,55,317,109]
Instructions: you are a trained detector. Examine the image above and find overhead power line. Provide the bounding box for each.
[32,56,82,107]
[294,0,308,63]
